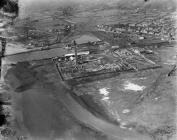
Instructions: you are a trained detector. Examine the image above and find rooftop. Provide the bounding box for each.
[72,34,101,45]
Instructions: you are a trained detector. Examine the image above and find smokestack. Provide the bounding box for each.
[73,40,78,65]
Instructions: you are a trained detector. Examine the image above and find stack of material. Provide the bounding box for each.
[113,48,158,70]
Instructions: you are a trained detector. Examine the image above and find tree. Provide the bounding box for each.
[61,2,78,17]
[64,25,71,36]
[56,30,62,43]
[62,6,74,17]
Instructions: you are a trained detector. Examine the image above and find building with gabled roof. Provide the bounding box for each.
[69,34,101,45]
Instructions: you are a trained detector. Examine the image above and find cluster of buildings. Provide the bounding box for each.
[96,16,176,41]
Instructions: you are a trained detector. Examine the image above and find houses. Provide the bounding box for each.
[139,36,145,40]
[149,32,154,35]
[141,29,148,34]
[97,23,128,33]
[129,23,135,27]
[96,15,175,42]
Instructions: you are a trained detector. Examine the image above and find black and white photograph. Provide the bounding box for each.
[0,0,176,140]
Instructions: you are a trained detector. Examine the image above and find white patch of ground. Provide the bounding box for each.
[122,109,130,114]
[123,81,146,91]
[99,88,109,96]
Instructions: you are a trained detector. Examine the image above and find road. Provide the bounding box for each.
[3,47,68,64]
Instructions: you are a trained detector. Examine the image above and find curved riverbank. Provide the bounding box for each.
[3,61,152,140]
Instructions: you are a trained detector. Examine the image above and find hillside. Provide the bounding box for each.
[116,0,176,11]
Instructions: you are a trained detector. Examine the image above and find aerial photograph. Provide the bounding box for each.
[0,0,176,140]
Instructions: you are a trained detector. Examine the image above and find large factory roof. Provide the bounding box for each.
[74,34,101,45]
